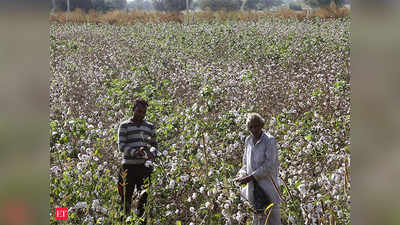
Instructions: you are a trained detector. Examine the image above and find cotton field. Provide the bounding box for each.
[50,18,350,225]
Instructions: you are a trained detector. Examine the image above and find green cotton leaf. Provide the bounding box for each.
[295,180,302,188]
[305,134,312,142]
[176,221,182,225]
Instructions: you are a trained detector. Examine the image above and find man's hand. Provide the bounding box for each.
[235,175,254,185]
[134,148,145,157]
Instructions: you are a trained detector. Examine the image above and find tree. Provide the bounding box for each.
[128,0,153,10]
[303,0,346,8]
[263,0,283,8]
[241,0,282,10]
[106,0,127,10]
[289,1,302,10]
[199,0,241,11]
[51,0,56,11]
[92,0,111,11]
[54,0,93,12]
[242,0,261,10]
[153,0,187,11]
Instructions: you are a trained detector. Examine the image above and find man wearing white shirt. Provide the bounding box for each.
[236,113,281,225]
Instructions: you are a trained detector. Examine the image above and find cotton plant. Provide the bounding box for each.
[50,18,350,224]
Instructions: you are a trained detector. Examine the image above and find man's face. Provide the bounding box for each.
[248,120,262,138]
[133,104,147,122]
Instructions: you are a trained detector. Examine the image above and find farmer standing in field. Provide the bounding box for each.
[236,113,281,225]
[117,98,158,224]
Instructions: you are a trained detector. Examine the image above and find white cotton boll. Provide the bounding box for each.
[82,154,91,161]
[97,217,104,223]
[190,207,195,213]
[98,164,104,171]
[289,215,295,223]
[78,153,84,161]
[187,197,192,202]
[165,211,172,216]
[84,171,92,179]
[75,201,88,209]
[99,206,107,214]
[222,209,229,218]
[205,202,211,208]
[224,203,229,209]
[92,199,100,208]
[145,160,153,168]
[181,175,189,182]
[307,203,313,211]
[335,174,340,183]
[218,194,224,202]
[192,192,197,200]
[298,184,306,195]
[171,163,177,171]
[84,215,93,225]
[125,216,132,222]
[192,103,198,111]
[51,166,61,176]
[150,147,156,153]
[77,162,87,171]
[312,217,317,224]
[169,180,175,189]
[331,174,336,182]
[199,186,205,193]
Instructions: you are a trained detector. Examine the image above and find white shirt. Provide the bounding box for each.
[238,131,280,205]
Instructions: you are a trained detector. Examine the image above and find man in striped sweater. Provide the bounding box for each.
[117,99,157,223]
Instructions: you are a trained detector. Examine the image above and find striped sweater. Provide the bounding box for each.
[117,118,158,165]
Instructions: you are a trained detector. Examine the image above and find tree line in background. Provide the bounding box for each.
[52,0,128,12]
[51,0,350,13]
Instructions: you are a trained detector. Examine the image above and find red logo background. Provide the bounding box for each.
[55,208,68,220]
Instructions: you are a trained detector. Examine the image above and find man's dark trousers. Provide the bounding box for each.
[118,164,152,222]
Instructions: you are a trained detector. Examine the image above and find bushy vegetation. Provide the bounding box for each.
[50,17,350,225]
[49,6,350,25]
[303,0,347,8]
[199,0,242,11]
[289,2,303,11]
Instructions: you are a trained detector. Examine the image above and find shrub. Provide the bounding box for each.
[199,0,241,11]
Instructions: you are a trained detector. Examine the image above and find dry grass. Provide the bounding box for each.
[49,6,350,25]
